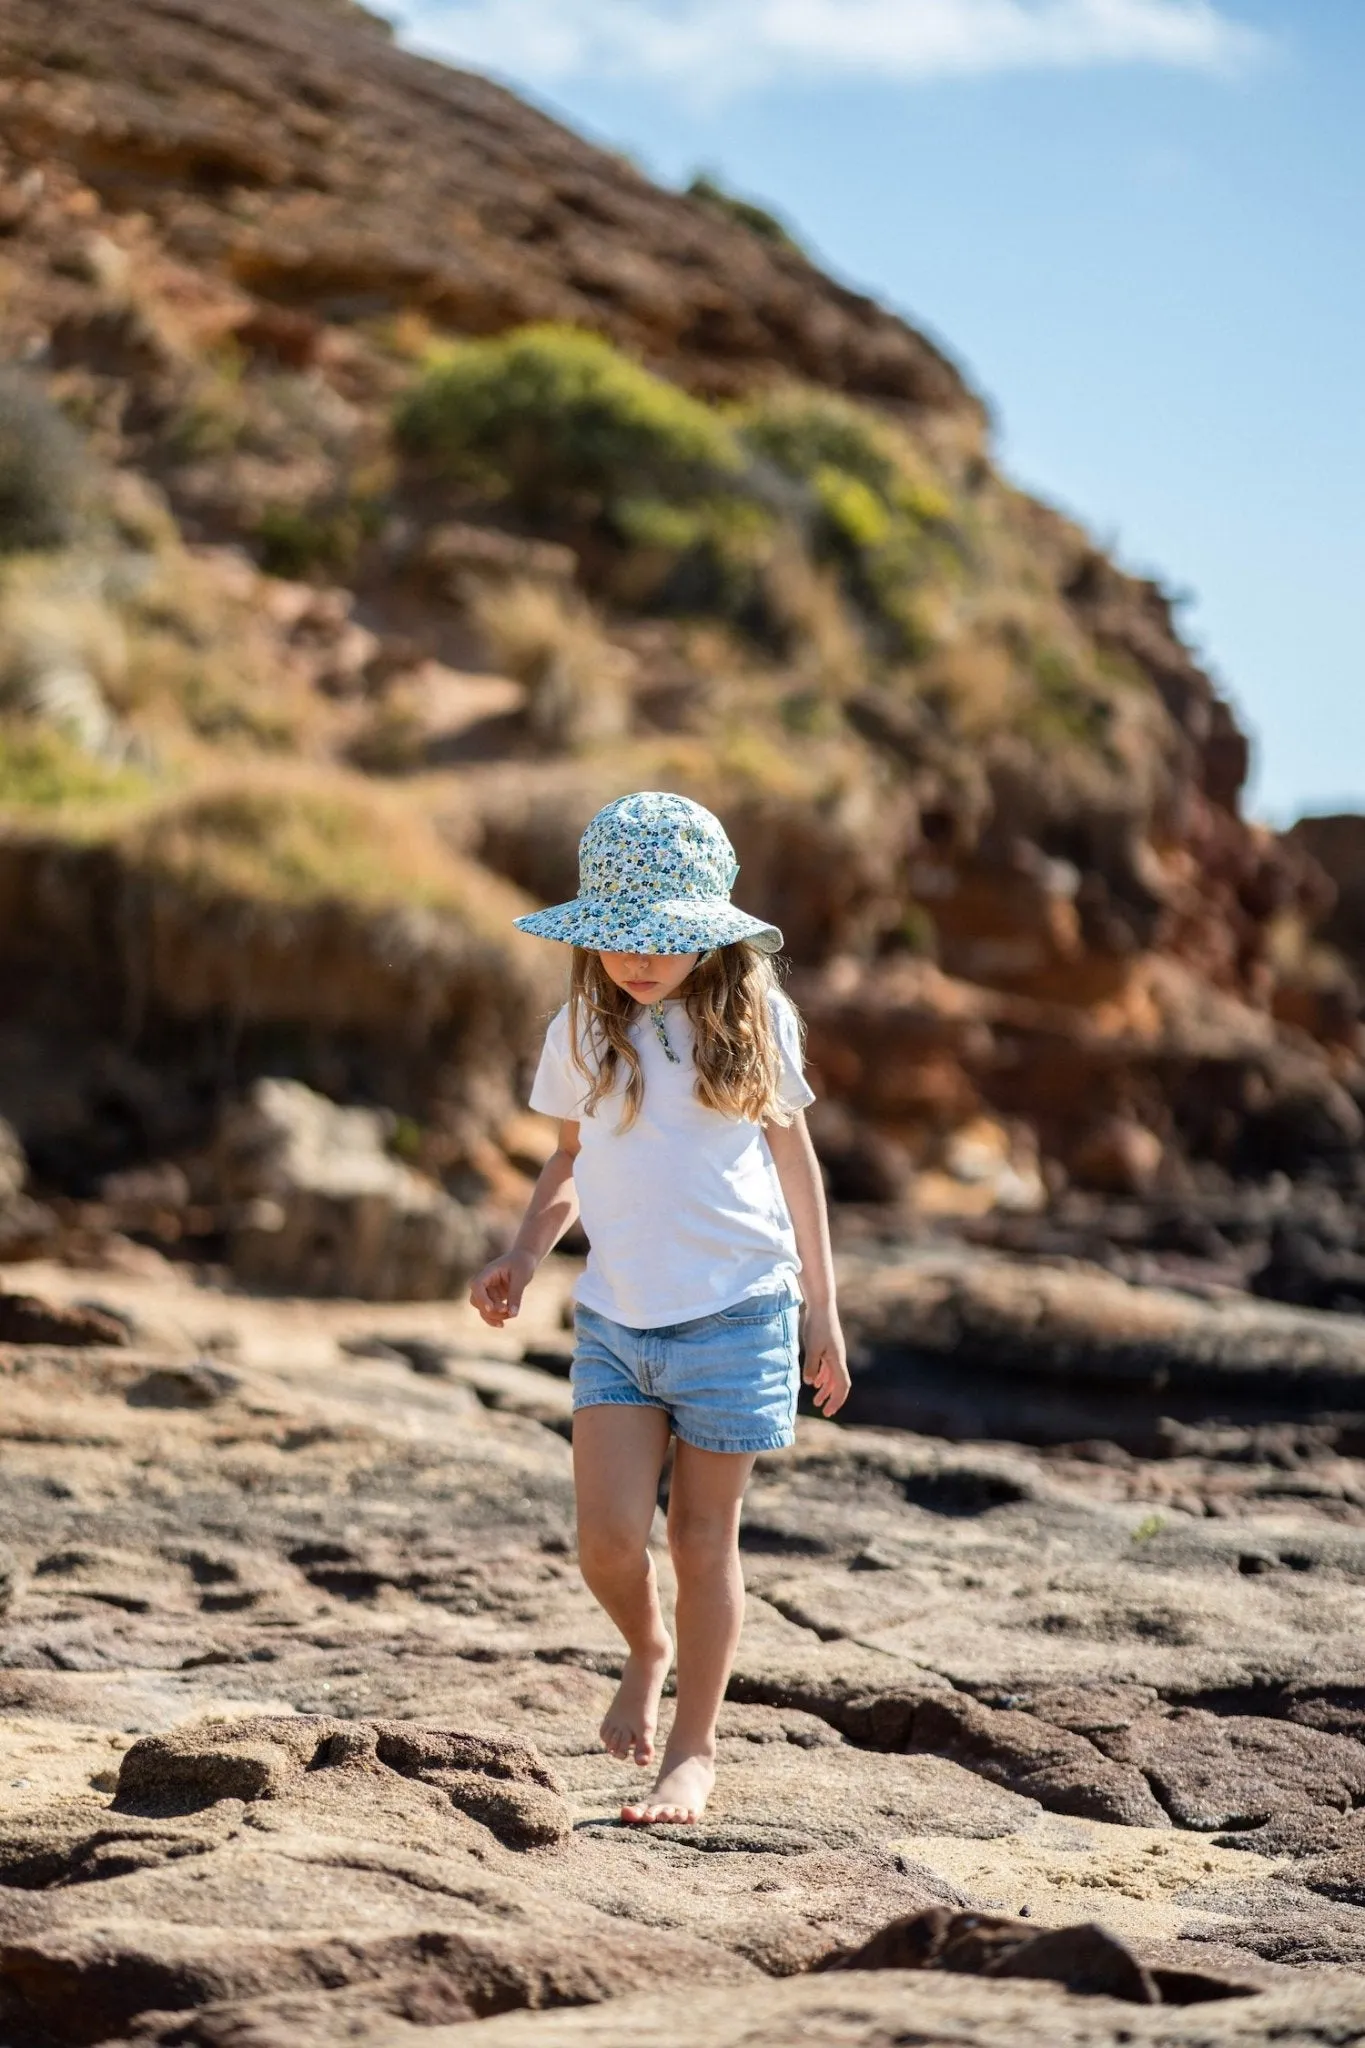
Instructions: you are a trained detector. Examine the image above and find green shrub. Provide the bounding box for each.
[739,389,953,657]
[686,174,802,252]
[255,498,381,579]
[0,371,87,556]
[395,325,743,520]
[812,465,893,557]
[610,496,710,556]
[895,902,938,958]
[0,718,143,811]
[740,389,902,498]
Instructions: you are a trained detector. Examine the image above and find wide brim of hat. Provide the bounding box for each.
[513,894,783,956]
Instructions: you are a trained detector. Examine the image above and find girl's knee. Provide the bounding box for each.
[577,1523,651,1583]
[667,1510,740,1576]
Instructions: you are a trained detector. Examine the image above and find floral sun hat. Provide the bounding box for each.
[512,790,783,956]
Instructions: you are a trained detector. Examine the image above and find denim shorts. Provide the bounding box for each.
[570,1285,802,1455]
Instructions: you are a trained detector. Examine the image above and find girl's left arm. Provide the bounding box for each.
[765,1113,851,1418]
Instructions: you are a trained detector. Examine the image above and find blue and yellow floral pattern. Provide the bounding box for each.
[512,790,783,955]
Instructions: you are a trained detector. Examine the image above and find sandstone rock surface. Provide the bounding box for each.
[2,1253,1365,2042]
[374,1972,1365,2047]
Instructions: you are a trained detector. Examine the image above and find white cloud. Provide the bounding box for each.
[395,0,1266,98]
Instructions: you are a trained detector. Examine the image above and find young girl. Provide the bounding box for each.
[469,790,849,1826]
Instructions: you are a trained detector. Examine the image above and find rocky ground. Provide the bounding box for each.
[6,1248,1365,2045]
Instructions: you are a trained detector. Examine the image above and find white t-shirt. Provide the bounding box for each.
[528,987,817,1329]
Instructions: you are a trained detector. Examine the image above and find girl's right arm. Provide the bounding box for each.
[468,1120,581,1327]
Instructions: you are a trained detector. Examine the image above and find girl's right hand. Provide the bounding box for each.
[468,1248,537,1327]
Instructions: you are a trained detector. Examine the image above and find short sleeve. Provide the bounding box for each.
[770,989,816,1114]
[528,1005,586,1120]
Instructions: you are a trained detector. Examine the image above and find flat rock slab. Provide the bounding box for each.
[841,1252,1365,1446]
[367,1971,1365,2047]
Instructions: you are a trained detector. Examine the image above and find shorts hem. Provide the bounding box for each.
[570,1391,666,1414]
[673,1426,796,1455]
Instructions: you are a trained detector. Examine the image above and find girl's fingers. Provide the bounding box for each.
[469,1263,518,1324]
[809,1354,851,1417]
[805,1349,851,1412]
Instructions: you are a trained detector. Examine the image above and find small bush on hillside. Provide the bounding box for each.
[741,389,902,499]
[166,381,250,463]
[738,389,954,658]
[1023,648,1115,749]
[0,718,144,811]
[396,325,743,520]
[0,371,87,555]
[255,496,383,580]
[686,174,803,252]
[610,493,782,632]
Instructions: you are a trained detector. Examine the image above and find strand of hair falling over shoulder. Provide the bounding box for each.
[567,943,799,1129]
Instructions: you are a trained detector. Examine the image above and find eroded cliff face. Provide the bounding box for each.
[0,0,1359,1256]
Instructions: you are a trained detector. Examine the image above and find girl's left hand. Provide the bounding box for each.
[801,1308,851,1417]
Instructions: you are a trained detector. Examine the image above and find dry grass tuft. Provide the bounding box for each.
[0,553,128,757]
[119,769,532,935]
[0,716,149,817]
[470,578,634,753]
[114,549,313,755]
[760,538,867,698]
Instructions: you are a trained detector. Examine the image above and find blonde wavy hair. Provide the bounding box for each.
[567,942,800,1131]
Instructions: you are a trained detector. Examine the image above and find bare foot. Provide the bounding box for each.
[600,1634,672,1766]
[620,1747,715,1825]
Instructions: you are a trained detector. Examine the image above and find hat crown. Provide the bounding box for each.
[579,791,739,905]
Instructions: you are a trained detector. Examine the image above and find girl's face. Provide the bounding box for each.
[598,951,700,1004]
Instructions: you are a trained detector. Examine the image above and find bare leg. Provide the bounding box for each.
[572,1404,674,1768]
[621,1441,755,1825]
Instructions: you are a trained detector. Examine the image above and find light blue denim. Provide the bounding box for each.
[570,1284,802,1454]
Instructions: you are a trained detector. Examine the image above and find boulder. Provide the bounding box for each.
[826,1906,1160,2003]
[1069,1115,1165,1197]
[1250,1220,1365,1314]
[0,1292,131,1346]
[838,1246,1365,1448]
[214,1078,487,1300]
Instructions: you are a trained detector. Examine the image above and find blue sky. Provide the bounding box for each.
[390,1,1362,823]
